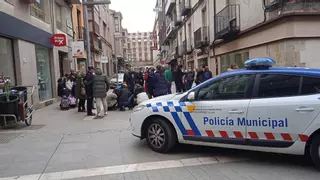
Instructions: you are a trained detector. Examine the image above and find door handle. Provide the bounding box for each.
[295,107,315,112]
[229,110,244,114]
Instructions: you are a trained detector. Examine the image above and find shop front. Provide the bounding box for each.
[220,50,249,73]
[0,36,15,85]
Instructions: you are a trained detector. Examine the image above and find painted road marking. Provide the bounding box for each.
[0,156,246,180]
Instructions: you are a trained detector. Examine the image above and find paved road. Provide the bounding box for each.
[0,103,319,180]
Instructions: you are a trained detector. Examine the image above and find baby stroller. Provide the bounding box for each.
[60,88,70,110]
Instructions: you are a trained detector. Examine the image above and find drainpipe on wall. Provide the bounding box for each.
[213,0,218,75]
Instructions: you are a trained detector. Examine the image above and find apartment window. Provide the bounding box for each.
[122,32,125,36]
[133,48,136,52]
[144,32,148,36]
[144,53,148,59]
[138,42,141,46]
[132,42,136,46]
[139,58,142,62]
[139,53,142,57]
[31,0,45,21]
[115,17,119,32]
[55,3,62,30]
[202,7,207,26]
[144,42,147,46]
[103,23,107,38]
[150,42,153,46]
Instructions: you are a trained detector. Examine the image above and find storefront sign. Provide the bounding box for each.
[50,34,67,47]
[72,41,86,58]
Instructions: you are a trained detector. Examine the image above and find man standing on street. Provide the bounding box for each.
[93,68,110,119]
[84,66,95,116]
[164,66,173,94]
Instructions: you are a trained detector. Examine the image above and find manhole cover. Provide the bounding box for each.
[0,133,22,144]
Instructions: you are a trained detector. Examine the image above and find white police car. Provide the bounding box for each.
[130,58,320,169]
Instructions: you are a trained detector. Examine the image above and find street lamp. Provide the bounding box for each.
[83,0,111,67]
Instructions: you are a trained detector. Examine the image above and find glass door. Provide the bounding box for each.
[35,45,52,101]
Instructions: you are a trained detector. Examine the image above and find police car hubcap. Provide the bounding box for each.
[148,124,165,148]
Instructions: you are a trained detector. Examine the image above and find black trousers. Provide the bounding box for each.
[78,99,85,111]
[86,96,93,115]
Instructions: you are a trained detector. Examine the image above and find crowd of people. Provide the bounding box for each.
[56,63,239,119]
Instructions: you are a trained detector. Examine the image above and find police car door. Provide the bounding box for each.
[246,74,320,147]
[182,74,254,144]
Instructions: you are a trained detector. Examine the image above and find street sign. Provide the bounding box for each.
[50,34,67,47]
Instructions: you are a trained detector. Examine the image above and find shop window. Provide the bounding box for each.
[35,45,52,101]
[0,37,16,85]
[220,50,249,73]
[31,0,45,21]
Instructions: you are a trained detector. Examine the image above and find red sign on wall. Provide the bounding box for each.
[50,34,67,46]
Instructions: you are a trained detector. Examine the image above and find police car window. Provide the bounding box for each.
[258,74,300,98]
[301,76,320,95]
[197,74,251,100]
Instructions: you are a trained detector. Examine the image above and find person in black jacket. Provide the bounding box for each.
[174,65,185,93]
[124,70,134,93]
[84,66,95,116]
[195,68,204,85]
[135,68,144,87]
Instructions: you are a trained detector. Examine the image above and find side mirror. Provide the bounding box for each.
[187,92,195,101]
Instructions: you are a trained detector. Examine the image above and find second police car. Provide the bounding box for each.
[130,58,320,169]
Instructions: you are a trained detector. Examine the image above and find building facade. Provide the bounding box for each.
[0,0,74,109]
[128,32,154,70]
[71,2,87,73]
[156,0,320,75]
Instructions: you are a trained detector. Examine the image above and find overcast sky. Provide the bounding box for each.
[109,0,157,33]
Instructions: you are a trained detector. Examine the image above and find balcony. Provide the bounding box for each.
[166,22,177,39]
[159,25,167,45]
[194,26,209,49]
[180,0,192,16]
[215,4,240,40]
[165,0,176,15]
[265,0,320,18]
[174,14,182,26]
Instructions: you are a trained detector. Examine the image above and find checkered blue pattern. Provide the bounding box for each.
[146,101,187,113]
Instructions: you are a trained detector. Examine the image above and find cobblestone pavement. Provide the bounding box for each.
[0,101,319,180]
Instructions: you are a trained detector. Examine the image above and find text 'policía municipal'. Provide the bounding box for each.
[203,117,288,129]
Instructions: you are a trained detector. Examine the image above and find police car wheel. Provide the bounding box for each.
[146,119,177,153]
[310,134,320,170]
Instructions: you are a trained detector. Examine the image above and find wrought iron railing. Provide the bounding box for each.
[215,4,240,39]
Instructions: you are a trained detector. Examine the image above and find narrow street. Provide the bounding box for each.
[0,104,319,180]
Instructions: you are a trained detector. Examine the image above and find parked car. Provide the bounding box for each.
[110,73,124,88]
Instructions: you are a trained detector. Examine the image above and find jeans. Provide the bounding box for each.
[176,85,185,93]
[95,97,108,117]
[78,99,85,111]
[87,96,93,115]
